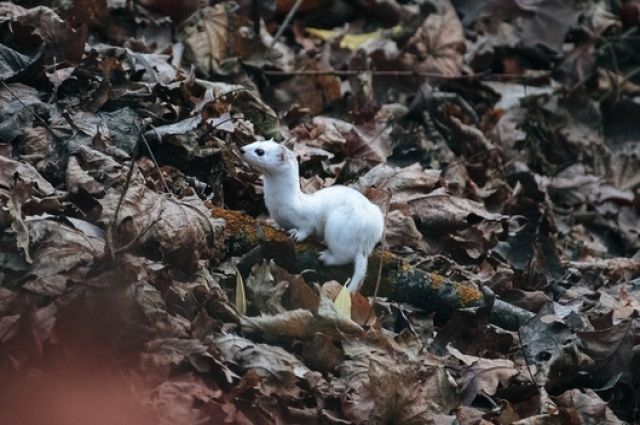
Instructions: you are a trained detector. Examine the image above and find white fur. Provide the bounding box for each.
[241,140,384,293]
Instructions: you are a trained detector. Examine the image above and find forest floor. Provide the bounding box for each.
[1,0,640,424]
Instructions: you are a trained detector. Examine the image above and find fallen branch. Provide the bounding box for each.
[211,207,534,330]
[568,258,640,280]
[262,69,550,84]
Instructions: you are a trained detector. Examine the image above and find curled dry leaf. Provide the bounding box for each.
[305,116,393,165]
[401,0,466,76]
[7,4,88,63]
[177,4,228,76]
[577,319,634,385]
[240,296,363,342]
[98,168,224,273]
[457,358,519,405]
[241,309,314,340]
[244,260,289,314]
[0,152,56,197]
[339,340,457,424]
[356,163,441,195]
[20,218,104,295]
[147,376,222,425]
[215,334,316,398]
[404,189,505,232]
[65,155,104,196]
[144,338,221,374]
[384,210,429,252]
[553,389,623,425]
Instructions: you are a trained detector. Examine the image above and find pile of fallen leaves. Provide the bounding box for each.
[1,0,639,423]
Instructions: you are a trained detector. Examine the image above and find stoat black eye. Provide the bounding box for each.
[255,148,265,156]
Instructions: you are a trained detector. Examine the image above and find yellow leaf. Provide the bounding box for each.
[333,284,352,319]
[235,268,247,316]
[305,27,383,50]
[305,27,341,41]
[340,30,381,50]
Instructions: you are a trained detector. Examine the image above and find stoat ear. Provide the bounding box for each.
[278,145,287,162]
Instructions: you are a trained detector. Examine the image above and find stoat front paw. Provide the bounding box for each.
[288,228,310,242]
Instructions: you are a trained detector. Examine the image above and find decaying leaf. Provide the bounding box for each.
[457,358,520,405]
[401,1,466,76]
[235,267,247,316]
[177,4,228,76]
[333,284,352,319]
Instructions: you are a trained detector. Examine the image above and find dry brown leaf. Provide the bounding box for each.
[401,1,465,76]
[404,190,505,232]
[0,155,56,197]
[305,116,393,164]
[301,333,344,373]
[384,210,429,252]
[356,163,441,194]
[65,156,104,196]
[216,334,315,398]
[21,219,104,295]
[244,260,289,314]
[457,359,519,405]
[147,376,222,425]
[340,340,457,424]
[98,168,224,273]
[577,319,634,384]
[10,5,88,63]
[553,389,622,425]
[240,309,314,340]
[177,4,228,76]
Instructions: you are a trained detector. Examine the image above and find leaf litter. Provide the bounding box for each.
[0,0,639,423]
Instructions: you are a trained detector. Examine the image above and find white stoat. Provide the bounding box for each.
[240,140,384,293]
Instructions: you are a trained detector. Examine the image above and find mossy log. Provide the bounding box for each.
[211,207,533,330]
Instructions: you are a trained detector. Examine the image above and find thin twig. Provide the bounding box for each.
[106,128,142,262]
[262,69,546,82]
[0,81,65,145]
[364,189,393,325]
[517,322,540,392]
[269,0,305,51]
[140,123,170,193]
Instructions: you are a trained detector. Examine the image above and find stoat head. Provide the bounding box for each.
[240,140,295,175]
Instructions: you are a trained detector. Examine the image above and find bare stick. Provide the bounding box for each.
[262,69,549,83]
[140,123,170,193]
[517,322,540,392]
[268,0,305,50]
[105,129,142,262]
[365,189,393,325]
[0,81,65,145]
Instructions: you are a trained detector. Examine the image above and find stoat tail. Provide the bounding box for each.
[346,253,368,293]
